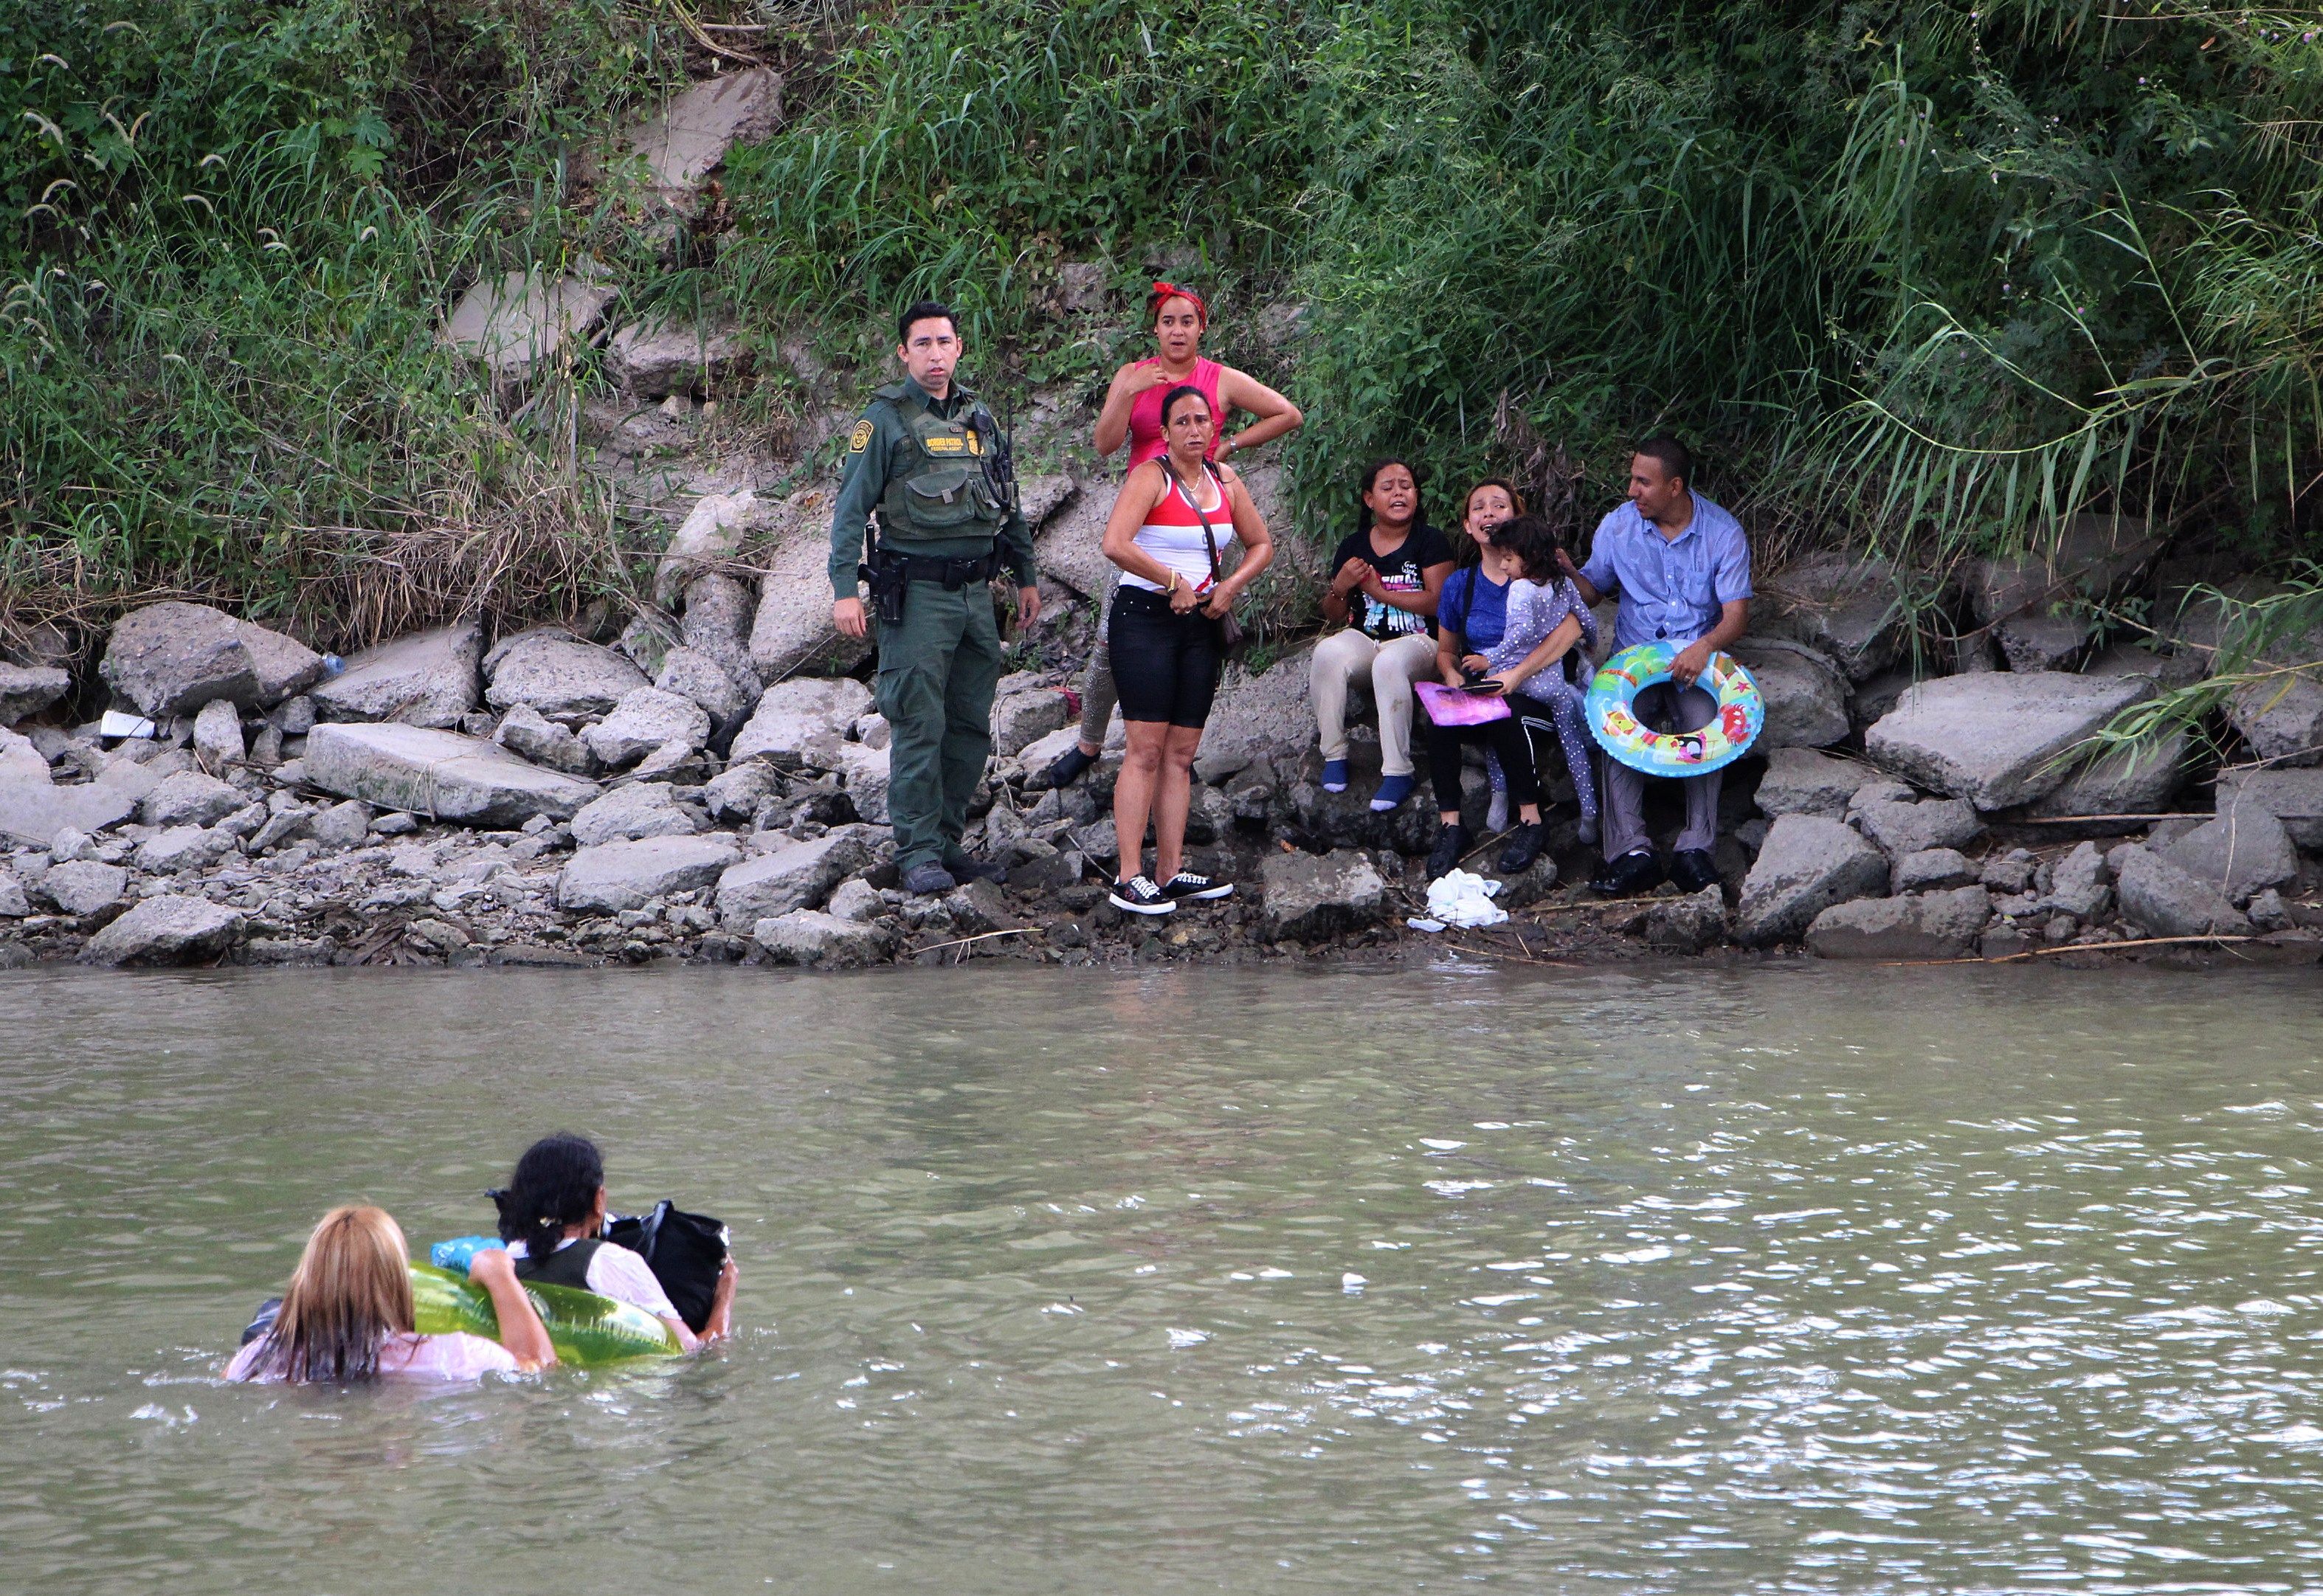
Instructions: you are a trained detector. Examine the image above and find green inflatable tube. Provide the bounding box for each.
[407,1262,680,1364]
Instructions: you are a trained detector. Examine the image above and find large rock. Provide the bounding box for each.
[682,572,759,685]
[306,722,599,825]
[715,826,877,928]
[836,742,891,824]
[483,629,647,721]
[1259,849,1388,942]
[37,859,127,917]
[0,726,47,781]
[655,490,756,607]
[78,894,245,967]
[730,677,874,770]
[0,663,69,726]
[747,486,869,680]
[750,909,893,969]
[1736,814,1889,945]
[2044,840,2113,918]
[1892,847,1978,893]
[0,777,137,848]
[2163,809,2297,901]
[1646,883,1727,953]
[492,703,595,775]
[569,781,706,846]
[655,645,756,727]
[1754,747,1883,819]
[1031,477,1120,602]
[139,768,244,828]
[2026,728,2192,818]
[1972,514,2159,671]
[310,621,483,729]
[597,68,784,214]
[442,269,617,381]
[1729,638,1850,750]
[191,697,244,773]
[1806,886,1991,960]
[582,686,711,768]
[2227,653,2323,767]
[2113,846,2250,937]
[99,601,324,718]
[990,677,1071,758]
[2218,767,2323,849]
[1865,672,2153,809]
[1756,555,1908,681]
[136,823,237,873]
[1194,646,1317,783]
[1852,795,1984,857]
[556,834,742,913]
[611,318,750,400]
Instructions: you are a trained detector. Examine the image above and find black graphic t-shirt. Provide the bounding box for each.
[1330,523,1457,640]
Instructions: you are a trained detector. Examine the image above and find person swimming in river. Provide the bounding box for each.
[227,1205,554,1382]
[494,1133,737,1350]
[1042,281,1304,790]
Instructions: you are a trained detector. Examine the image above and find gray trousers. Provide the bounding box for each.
[1602,682,1722,860]
[1077,576,1119,746]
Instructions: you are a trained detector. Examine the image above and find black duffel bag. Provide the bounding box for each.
[605,1201,730,1335]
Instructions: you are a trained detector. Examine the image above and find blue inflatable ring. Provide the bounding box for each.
[1586,641,1764,777]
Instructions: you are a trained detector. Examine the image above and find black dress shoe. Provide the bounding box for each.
[1496,821,1545,874]
[1426,823,1472,880]
[1668,849,1720,894]
[1588,849,1663,898]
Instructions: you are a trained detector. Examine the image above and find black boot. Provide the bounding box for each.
[1668,849,1719,894]
[1426,822,1472,880]
[1587,848,1663,898]
[1496,821,1545,874]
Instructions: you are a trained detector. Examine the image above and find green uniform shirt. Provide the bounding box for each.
[827,376,1036,598]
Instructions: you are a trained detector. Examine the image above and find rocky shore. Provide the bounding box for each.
[3,508,2320,973]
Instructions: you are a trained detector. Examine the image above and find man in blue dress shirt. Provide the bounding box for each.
[1560,436,1752,898]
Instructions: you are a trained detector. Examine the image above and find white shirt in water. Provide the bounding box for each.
[226,1330,518,1383]
[506,1236,683,1326]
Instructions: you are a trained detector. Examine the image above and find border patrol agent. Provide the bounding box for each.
[829,299,1039,895]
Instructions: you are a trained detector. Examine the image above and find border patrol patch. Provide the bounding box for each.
[848,419,874,452]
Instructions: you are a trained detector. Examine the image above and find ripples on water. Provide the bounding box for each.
[2,962,2321,1592]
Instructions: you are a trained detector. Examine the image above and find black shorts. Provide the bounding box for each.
[1108,585,1220,728]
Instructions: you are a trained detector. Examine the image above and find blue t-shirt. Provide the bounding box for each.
[1437,566,1512,652]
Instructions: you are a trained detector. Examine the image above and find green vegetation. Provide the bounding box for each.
[5,0,2319,652]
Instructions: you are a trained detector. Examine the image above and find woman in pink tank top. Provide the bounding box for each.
[1045,283,1305,787]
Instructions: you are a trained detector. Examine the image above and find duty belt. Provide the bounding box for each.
[871,545,1005,589]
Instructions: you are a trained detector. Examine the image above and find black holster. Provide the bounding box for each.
[859,550,910,626]
[863,543,1004,624]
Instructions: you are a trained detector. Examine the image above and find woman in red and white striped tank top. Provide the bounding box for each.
[1097,384,1274,916]
[1043,283,1305,790]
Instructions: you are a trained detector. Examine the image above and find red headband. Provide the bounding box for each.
[1149,280,1207,330]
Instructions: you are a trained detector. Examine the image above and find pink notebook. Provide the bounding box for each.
[1416,680,1512,727]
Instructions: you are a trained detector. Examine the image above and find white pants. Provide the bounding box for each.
[1311,629,1439,777]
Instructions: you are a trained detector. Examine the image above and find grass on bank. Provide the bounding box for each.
[4,0,2319,672]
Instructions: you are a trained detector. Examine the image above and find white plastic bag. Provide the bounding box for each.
[1424,868,1508,929]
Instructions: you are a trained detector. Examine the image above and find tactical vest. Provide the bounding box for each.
[514,1236,601,1291]
[872,382,1006,547]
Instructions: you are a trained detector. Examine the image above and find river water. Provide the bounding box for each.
[4,962,2322,1593]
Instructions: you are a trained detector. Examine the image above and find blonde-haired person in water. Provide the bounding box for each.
[226,1206,554,1383]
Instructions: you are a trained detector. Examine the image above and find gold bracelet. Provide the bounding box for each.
[1166,570,1180,594]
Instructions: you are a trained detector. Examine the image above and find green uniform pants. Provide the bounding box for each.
[874,581,1003,874]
